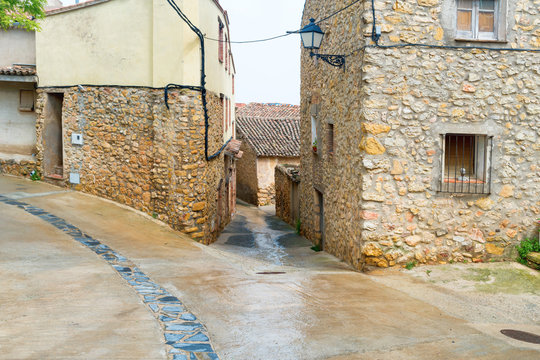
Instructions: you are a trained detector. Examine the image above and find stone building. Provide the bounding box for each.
[0,0,239,243]
[236,103,300,206]
[275,164,301,227]
[300,0,539,269]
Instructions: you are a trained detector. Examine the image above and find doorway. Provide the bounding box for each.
[315,189,324,250]
[291,182,299,224]
[43,93,64,178]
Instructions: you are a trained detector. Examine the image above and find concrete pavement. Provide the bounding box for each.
[1,174,539,359]
[0,195,164,359]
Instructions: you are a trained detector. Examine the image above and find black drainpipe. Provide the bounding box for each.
[165,0,232,161]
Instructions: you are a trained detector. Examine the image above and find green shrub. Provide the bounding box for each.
[516,237,540,265]
[295,218,301,235]
[405,261,417,270]
[30,170,41,181]
[311,244,322,252]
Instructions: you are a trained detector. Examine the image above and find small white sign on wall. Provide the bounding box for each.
[69,173,80,184]
[71,133,83,145]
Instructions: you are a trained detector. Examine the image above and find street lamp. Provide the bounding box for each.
[298,18,345,68]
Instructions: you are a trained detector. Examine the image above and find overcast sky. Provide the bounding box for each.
[219,0,305,105]
[60,0,305,105]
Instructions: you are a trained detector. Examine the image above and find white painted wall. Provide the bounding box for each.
[0,83,37,156]
[257,157,300,189]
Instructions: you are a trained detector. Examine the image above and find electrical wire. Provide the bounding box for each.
[205,33,292,44]
[204,0,362,44]
[369,0,539,53]
[315,0,362,25]
[166,0,232,161]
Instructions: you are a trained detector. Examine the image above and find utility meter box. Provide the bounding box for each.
[71,133,83,145]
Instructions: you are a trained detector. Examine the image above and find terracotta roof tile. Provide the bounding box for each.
[236,102,300,119]
[224,139,243,159]
[236,103,300,158]
[0,66,36,76]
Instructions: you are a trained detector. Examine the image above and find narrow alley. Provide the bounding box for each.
[212,200,351,273]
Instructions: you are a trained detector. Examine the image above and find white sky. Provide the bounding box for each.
[60,0,305,105]
[219,0,305,105]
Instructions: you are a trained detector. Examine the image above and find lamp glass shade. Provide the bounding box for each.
[299,19,324,50]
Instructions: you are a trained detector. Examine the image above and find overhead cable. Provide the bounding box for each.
[204,0,362,44]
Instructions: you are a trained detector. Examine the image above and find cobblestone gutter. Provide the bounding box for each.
[0,194,219,360]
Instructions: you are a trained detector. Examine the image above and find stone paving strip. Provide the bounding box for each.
[0,195,219,360]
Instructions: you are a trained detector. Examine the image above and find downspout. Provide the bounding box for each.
[165,0,232,161]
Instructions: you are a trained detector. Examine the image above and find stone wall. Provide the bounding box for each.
[236,138,259,205]
[0,158,38,178]
[300,0,539,269]
[33,86,230,244]
[256,156,300,206]
[275,164,300,227]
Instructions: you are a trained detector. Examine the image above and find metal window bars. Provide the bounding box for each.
[439,134,493,194]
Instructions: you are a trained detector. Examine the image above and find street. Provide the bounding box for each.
[1,175,539,360]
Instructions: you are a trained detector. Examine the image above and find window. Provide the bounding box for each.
[456,0,501,41]
[439,134,493,194]
[218,20,224,63]
[220,94,225,131]
[225,34,229,71]
[19,90,34,112]
[311,116,318,153]
[228,98,231,129]
[327,123,334,155]
[225,98,229,132]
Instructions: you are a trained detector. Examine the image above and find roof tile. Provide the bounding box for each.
[0,66,36,76]
[236,103,300,158]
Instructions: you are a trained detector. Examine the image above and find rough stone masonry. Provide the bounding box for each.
[26,86,230,244]
[300,0,539,269]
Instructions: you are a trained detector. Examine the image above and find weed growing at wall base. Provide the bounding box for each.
[405,261,417,270]
[30,170,41,181]
[516,237,540,266]
[311,244,322,252]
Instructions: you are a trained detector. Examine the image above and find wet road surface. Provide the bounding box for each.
[212,200,351,273]
[2,175,539,360]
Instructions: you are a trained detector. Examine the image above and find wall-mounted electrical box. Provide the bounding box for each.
[69,173,80,184]
[71,133,83,145]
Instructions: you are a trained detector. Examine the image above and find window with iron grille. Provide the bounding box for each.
[439,134,493,194]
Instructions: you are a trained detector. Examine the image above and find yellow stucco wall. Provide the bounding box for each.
[0,29,36,67]
[36,0,235,140]
[36,0,153,86]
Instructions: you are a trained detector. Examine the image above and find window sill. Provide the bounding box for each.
[454,38,508,44]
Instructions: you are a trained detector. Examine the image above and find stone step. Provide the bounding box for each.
[526,252,540,270]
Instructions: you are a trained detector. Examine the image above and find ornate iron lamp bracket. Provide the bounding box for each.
[310,51,345,68]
